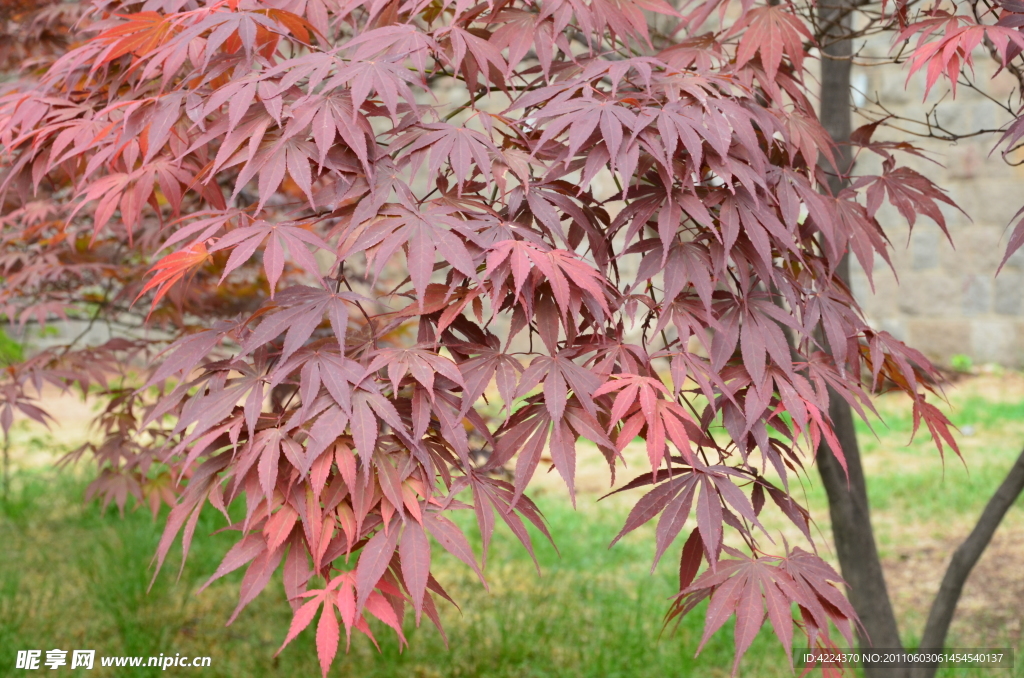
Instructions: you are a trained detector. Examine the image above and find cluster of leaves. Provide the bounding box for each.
[3,0,1017,674]
[886,0,1024,264]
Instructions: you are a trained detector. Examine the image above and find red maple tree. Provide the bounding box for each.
[1,0,1021,675]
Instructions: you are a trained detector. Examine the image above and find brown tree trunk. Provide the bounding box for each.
[816,1,908,674]
[816,380,906,668]
[815,7,1024,676]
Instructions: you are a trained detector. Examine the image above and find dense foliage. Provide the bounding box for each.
[1,0,1021,673]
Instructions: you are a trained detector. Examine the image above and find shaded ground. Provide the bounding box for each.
[884,526,1024,648]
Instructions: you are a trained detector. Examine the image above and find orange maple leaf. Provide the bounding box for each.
[96,12,176,65]
[134,240,211,313]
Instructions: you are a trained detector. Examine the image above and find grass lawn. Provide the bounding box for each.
[1,373,1022,677]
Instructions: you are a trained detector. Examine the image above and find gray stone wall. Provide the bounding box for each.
[847,44,1024,367]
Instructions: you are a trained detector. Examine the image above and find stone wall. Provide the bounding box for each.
[846,44,1024,367]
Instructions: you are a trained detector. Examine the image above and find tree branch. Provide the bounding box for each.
[910,447,1024,678]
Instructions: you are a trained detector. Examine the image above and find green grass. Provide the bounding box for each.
[1,469,1019,678]
[855,394,1024,441]
[1,379,1023,677]
[842,393,1024,524]
[0,326,23,366]
[0,470,800,678]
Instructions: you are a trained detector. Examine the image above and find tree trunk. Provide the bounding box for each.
[816,381,906,667]
[815,4,1024,675]
[909,447,1024,678]
[816,0,908,673]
